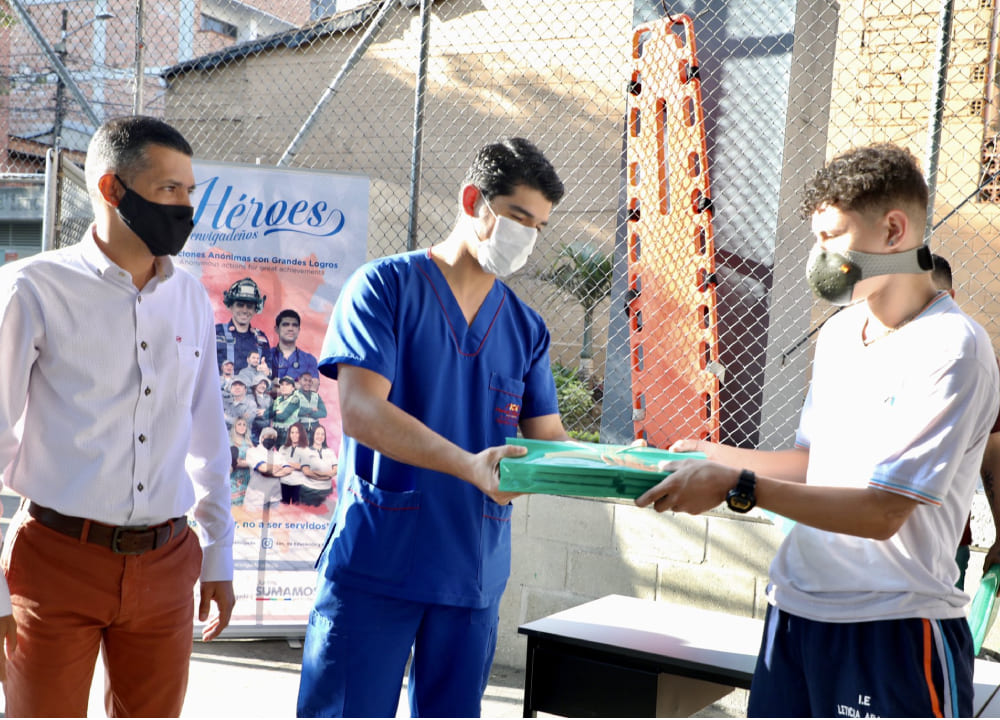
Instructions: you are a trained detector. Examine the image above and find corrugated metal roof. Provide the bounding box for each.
[161,0,380,79]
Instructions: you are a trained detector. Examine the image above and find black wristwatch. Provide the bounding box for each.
[726,469,757,513]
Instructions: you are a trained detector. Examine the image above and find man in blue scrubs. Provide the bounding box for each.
[297,138,570,718]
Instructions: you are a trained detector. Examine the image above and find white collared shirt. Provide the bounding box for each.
[0,229,234,614]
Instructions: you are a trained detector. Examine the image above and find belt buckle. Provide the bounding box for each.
[111,525,151,555]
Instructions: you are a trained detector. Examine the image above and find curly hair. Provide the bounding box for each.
[464,138,565,205]
[799,143,928,219]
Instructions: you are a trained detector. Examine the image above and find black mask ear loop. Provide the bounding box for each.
[100,174,126,208]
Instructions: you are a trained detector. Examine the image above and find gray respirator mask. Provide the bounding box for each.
[806,243,933,305]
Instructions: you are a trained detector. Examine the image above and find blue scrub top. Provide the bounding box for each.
[317,250,559,608]
[269,346,319,383]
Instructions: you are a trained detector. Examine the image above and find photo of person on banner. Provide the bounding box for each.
[251,375,273,444]
[301,423,337,509]
[220,359,236,398]
[235,349,268,388]
[296,371,327,441]
[279,422,310,505]
[269,308,319,382]
[243,427,288,512]
[216,277,270,374]
[223,378,256,430]
[230,416,254,506]
[272,375,301,447]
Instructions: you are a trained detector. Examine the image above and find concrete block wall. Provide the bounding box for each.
[494,491,1000,669]
[494,494,785,668]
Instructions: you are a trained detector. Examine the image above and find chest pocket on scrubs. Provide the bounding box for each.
[489,372,524,433]
[174,344,202,406]
[329,474,421,585]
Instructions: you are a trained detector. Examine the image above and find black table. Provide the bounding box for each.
[518,594,1000,717]
[518,595,761,717]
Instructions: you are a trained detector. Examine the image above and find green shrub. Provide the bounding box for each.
[553,362,597,432]
[568,429,600,443]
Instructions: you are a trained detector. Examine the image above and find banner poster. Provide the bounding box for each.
[178,160,369,629]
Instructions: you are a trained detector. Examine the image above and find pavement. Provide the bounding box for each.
[72,635,745,718]
[0,489,746,718]
[83,637,527,718]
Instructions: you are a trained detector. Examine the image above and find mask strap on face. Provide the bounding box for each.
[784,244,933,366]
[844,243,933,279]
[483,195,498,220]
[113,174,135,193]
[106,174,129,204]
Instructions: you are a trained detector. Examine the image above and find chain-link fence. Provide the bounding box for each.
[3,0,1000,456]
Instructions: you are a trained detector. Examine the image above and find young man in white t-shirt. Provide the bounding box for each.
[640,144,999,717]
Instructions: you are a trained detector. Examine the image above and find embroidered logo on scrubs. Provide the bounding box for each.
[176,336,183,343]
[495,401,521,427]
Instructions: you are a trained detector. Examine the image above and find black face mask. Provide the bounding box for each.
[261,437,277,450]
[114,175,194,256]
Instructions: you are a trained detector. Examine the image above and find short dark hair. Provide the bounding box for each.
[275,309,301,328]
[799,143,928,219]
[464,138,565,206]
[85,116,193,194]
[931,253,953,292]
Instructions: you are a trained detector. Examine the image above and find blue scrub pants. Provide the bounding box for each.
[296,578,501,718]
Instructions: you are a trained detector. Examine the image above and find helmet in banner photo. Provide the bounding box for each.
[223,277,266,313]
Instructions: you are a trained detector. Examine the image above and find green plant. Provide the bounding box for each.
[541,242,613,368]
[553,362,597,432]
[568,429,600,443]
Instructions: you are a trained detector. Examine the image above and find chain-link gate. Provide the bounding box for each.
[3,0,1000,463]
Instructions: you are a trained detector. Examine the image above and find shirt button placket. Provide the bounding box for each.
[133,293,153,519]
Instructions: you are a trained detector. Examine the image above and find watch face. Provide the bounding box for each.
[727,492,754,513]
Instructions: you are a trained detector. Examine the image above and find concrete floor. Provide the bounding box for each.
[73,636,745,717]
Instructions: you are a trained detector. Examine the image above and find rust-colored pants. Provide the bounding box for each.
[1,509,202,717]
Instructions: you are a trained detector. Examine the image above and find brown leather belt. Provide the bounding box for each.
[26,502,187,555]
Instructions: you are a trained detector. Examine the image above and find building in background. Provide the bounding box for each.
[0,0,312,262]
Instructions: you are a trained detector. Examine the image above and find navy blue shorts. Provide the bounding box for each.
[748,605,973,717]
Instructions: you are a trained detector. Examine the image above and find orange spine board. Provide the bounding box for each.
[625,15,720,448]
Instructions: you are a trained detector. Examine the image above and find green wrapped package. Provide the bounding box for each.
[498,438,705,499]
[970,563,1000,655]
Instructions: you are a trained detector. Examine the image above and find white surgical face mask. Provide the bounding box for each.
[476,199,538,278]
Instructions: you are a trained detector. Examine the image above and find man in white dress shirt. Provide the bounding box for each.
[0,116,235,717]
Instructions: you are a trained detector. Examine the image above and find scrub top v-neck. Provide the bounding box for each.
[418,250,506,357]
[317,249,559,607]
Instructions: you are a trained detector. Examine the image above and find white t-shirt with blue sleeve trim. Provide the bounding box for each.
[771,293,999,622]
